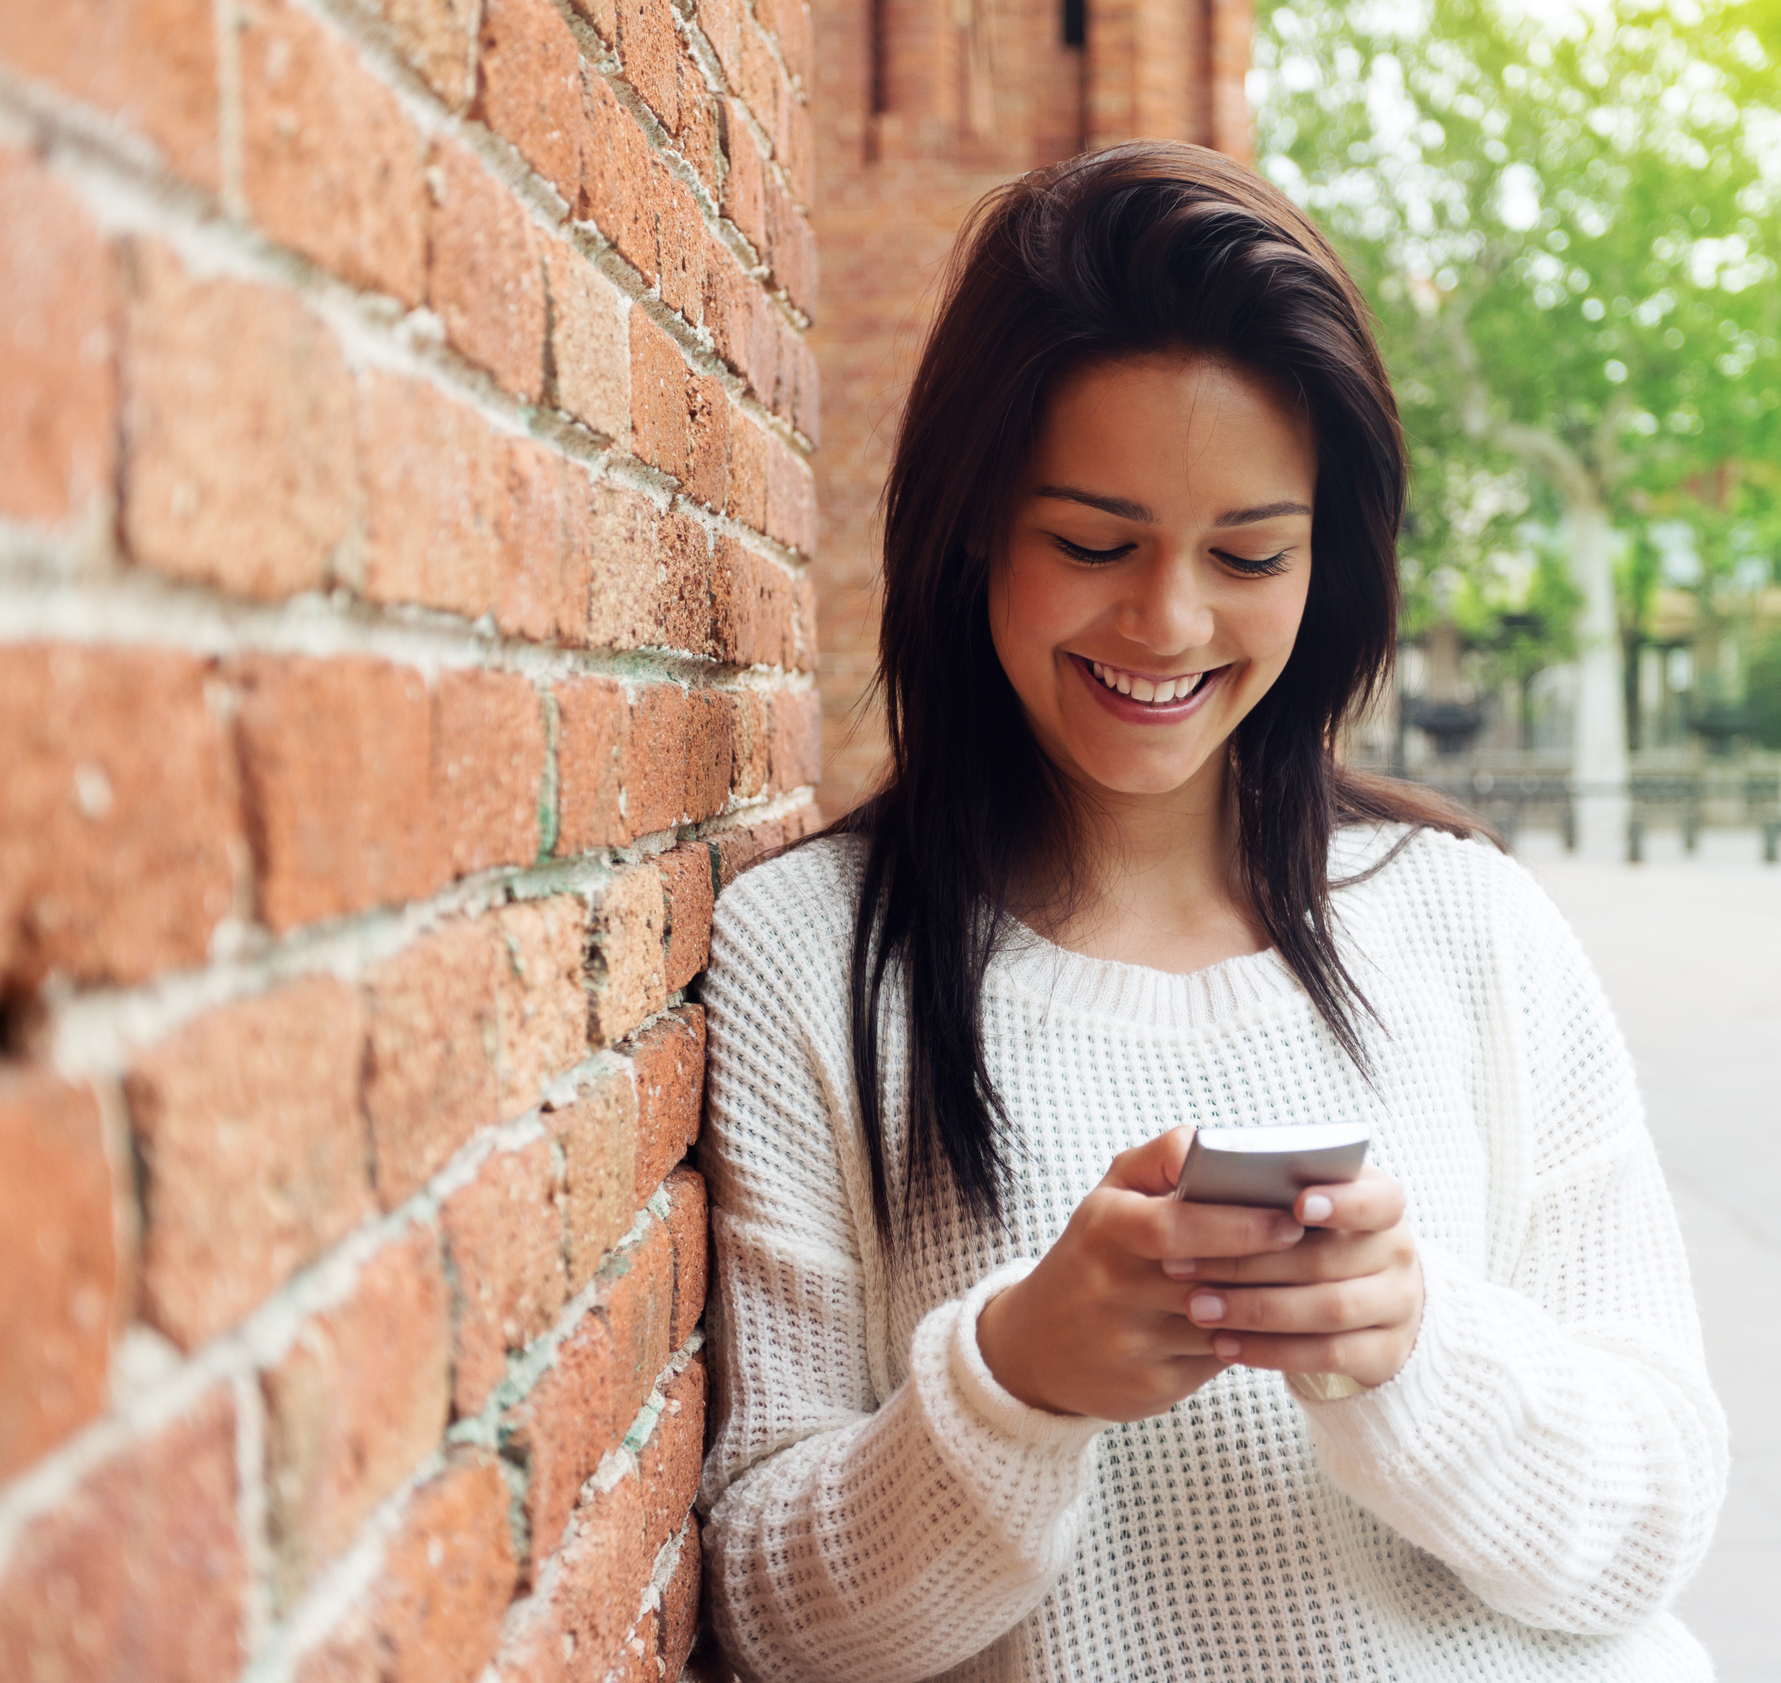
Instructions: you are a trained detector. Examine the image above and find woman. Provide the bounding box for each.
[695,142,1726,1681]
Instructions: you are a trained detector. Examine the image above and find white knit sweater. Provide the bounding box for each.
[695,826,1727,1683]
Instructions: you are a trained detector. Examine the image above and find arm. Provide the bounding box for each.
[1292,861,1728,1633]
[696,871,1106,1683]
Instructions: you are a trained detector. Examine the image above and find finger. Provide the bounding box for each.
[1189,1229,1397,1287]
[1295,1167,1406,1233]
[1101,1126,1196,1197]
[1200,1326,1408,1388]
[1184,1274,1409,1338]
[1099,1188,1304,1263]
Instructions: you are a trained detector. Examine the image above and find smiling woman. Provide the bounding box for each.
[694,142,1726,1683]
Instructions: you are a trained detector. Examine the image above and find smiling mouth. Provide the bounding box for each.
[1085,658,1218,706]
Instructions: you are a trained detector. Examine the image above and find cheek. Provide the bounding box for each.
[991,550,1083,673]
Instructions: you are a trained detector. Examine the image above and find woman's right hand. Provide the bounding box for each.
[975,1127,1306,1420]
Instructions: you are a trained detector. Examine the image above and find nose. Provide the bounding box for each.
[1115,549,1214,655]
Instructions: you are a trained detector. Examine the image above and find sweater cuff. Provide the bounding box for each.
[1289,1236,1461,1470]
[947,1259,1115,1451]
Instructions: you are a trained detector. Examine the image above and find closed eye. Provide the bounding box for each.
[1051,535,1138,565]
[1212,547,1293,577]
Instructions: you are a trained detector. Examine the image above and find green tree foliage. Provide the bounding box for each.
[1253,0,1781,686]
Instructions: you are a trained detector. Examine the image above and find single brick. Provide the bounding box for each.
[736,22,788,160]
[496,440,585,644]
[616,0,678,127]
[0,1072,116,1482]
[766,183,818,318]
[297,1450,516,1683]
[656,509,717,651]
[657,174,708,325]
[542,237,629,441]
[0,151,119,526]
[765,433,817,555]
[641,1354,705,1555]
[433,669,545,877]
[711,816,783,886]
[427,139,546,401]
[232,654,441,932]
[685,690,735,821]
[240,0,427,305]
[726,411,769,531]
[442,1139,566,1415]
[358,370,504,619]
[793,568,819,671]
[0,0,218,186]
[697,0,743,93]
[621,683,689,836]
[368,0,479,108]
[783,321,821,442]
[769,686,823,792]
[718,100,766,253]
[263,1224,452,1606]
[492,896,589,1116]
[553,676,627,854]
[728,690,770,799]
[0,1387,243,1683]
[362,923,500,1209]
[606,1214,674,1424]
[663,1166,708,1350]
[127,978,371,1350]
[630,1006,704,1196]
[675,64,720,194]
[0,644,239,991]
[580,483,659,652]
[684,373,731,511]
[709,539,793,668]
[500,1308,622,1577]
[629,309,688,481]
[474,0,585,205]
[546,1069,637,1292]
[580,76,657,283]
[658,839,714,991]
[658,1521,702,1680]
[122,241,355,599]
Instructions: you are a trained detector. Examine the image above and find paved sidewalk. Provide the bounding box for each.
[1520,828,1780,1682]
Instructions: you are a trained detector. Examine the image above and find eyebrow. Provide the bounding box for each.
[1034,487,1312,528]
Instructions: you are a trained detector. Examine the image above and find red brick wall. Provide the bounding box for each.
[0,0,817,1676]
[808,0,1251,812]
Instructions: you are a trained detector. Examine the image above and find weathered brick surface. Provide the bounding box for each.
[0,1072,116,1482]
[362,923,500,1208]
[433,669,545,876]
[233,654,440,931]
[263,1224,452,1605]
[122,242,355,600]
[770,685,824,791]
[442,1139,566,1415]
[0,0,825,1662]
[428,139,547,401]
[547,1070,637,1292]
[0,644,239,991]
[586,864,667,1045]
[0,1387,244,1683]
[128,977,372,1350]
[0,151,118,526]
[295,1449,517,1683]
[0,0,219,185]
[240,0,428,305]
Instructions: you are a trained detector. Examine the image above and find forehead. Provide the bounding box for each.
[1029,354,1317,509]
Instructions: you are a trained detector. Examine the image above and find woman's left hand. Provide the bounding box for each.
[1174,1167,1424,1390]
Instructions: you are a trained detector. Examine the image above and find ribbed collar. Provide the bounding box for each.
[988,924,1306,1033]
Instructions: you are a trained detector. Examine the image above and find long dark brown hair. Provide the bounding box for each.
[827,142,1486,1245]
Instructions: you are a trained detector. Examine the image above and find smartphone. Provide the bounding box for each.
[1173,1121,1371,1211]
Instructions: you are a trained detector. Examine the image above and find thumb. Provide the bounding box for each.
[1104,1125,1194,1197]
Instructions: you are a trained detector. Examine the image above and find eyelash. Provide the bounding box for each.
[1049,536,1294,577]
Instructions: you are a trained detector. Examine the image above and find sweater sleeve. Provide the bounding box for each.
[1296,855,1728,1634]
[695,859,1107,1683]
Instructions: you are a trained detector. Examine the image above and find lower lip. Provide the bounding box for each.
[1071,654,1227,726]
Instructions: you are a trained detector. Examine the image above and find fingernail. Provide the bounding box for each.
[1302,1194,1334,1223]
[1213,1333,1241,1360]
[1274,1218,1305,1244]
[1162,1258,1199,1279]
[1188,1293,1226,1322]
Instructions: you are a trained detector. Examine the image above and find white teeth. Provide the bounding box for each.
[1154,678,1177,704]
[1131,677,1155,702]
[1115,672,1133,695]
[1087,658,1214,703]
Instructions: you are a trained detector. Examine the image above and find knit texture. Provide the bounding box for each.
[696,827,1727,1682]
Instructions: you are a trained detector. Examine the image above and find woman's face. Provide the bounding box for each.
[988,354,1318,802]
